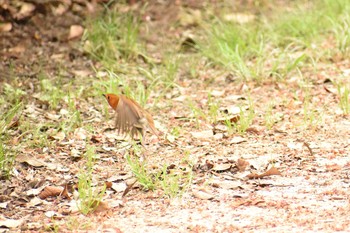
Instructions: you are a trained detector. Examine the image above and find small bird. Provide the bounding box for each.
[103,93,158,142]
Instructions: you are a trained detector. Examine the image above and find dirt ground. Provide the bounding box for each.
[1,1,350,232]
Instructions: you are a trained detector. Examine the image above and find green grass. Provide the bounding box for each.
[337,82,350,115]
[126,144,193,197]
[77,146,106,215]
[0,103,21,179]
[126,150,157,191]
[197,0,350,82]
[84,6,145,69]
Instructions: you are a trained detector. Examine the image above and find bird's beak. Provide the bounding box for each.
[102,94,106,98]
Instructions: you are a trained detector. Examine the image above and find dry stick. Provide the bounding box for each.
[303,141,314,157]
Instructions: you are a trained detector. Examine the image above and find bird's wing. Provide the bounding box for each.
[115,95,144,136]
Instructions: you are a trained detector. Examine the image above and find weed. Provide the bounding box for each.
[0,103,21,179]
[207,92,220,124]
[126,151,157,191]
[264,102,276,130]
[187,100,206,128]
[0,143,15,179]
[77,146,106,215]
[160,164,193,198]
[233,105,255,134]
[84,7,144,67]
[337,82,350,115]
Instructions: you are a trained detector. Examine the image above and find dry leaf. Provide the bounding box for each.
[326,163,341,171]
[217,115,240,124]
[231,198,265,208]
[9,44,26,53]
[193,189,214,200]
[111,182,127,193]
[105,181,113,189]
[166,134,176,143]
[236,158,249,172]
[190,130,214,139]
[68,25,84,40]
[210,90,225,97]
[16,3,35,20]
[50,131,66,141]
[212,163,231,172]
[0,23,12,32]
[93,200,109,213]
[122,179,137,197]
[247,167,282,179]
[0,218,23,228]
[39,185,70,199]
[17,154,46,167]
[0,201,9,209]
[27,197,42,207]
[74,128,87,140]
[230,136,246,144]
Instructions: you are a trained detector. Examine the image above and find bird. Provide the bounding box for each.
[103,93,159,142]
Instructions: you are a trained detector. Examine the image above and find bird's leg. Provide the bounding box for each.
[139,128,146,149]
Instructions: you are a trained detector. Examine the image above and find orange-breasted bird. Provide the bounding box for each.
[103,93,159,141]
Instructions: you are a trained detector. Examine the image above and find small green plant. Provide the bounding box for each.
[233,105,255,134]
[0,143,15,179]
[65,217,93,231]
[77,146,106,215]
[126,151,157,191]
[84,7,144,67]
[0,103,21,179]
[160,164,193,198]
[223,115,235,135]
[264,102,276,130]
[207,92,220,124]
[170,126,181,138]
[297,80,321,130]
[3,83,26,105]
[337,82,350,115]
[38,74,66,110]
[187,100,207,128]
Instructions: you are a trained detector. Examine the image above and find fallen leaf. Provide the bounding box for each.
[247,167,282,179]
[236,158,249,172]
[39,185,70,199]
[16,2,35,20]
[74,128,87,140]
[17,154,46,167]
[210,90,225,97]
[166,134,176,143]
[44,211,61,218]
[68,25,84,40]
[111,182,127,193]
[193,189,214,200]
[230,136,246,144]
[325,163,342,171]
[212,163,231,172]
[9,44,26,53]
[50,131,66,141]
[122,179,137,197]
[27,197,42,207]
[0,218,23,228]
[190,130,213,139]
[0,201,9,209]
[0,23,12,32]
[93,200,109,213]
[217,115,240,124]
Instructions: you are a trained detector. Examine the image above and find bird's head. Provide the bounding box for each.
[103,93,119,110]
